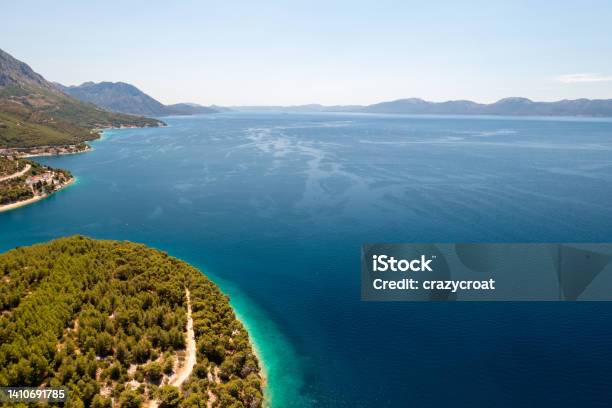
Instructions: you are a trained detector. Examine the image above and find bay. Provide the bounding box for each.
[2,112,612,407]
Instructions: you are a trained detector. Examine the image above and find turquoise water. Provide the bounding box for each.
[2,112,612,407]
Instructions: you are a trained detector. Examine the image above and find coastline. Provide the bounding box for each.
[194,265,308,408]
[0,122,160,215]
[160,256,276,406]
[21,146,92,158]
[92,122,168,134]
[0,122,147,214]
[0,177,76,213]
[231,299,271,407]
[196,269,273,407]
[3,120,166,159]
[0,144,92,159]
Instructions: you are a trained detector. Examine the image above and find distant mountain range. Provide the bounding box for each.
[231,97,612,117]
[361,97,612,116]
[58,82,217,117]
[3,46,612,151]
[0,48,163,148]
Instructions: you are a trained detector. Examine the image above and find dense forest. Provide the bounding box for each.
[0,236,264,407]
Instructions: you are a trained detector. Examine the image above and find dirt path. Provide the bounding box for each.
[147,288,196,408]
[0,163,31,182]
[169,288,196,387]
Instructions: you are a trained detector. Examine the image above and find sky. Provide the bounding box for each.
[2,0,612,106]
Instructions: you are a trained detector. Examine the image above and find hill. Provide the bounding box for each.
[59,82,218,116]
[0,48,164,148]
[0,236,264,408]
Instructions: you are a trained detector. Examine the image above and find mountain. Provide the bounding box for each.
[229,97,612,117]
[165,102,218,115]
[0,48,164,148]
[231,103,362,113]
[60,82,217,116]
[0,49,55,91]
[362,98,481,115]
[57,81,168,116]
[210,104,234,112]
[361,97,612,117]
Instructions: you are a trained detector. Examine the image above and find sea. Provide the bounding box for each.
[2,112,612,407]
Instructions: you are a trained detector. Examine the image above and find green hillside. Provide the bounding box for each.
[0,236,264,408]
[0,49,164,149]
[0,111,87,148]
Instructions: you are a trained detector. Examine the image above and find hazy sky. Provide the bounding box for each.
[3,0,612,106]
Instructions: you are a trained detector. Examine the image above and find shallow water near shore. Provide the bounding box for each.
[2,112,612,407]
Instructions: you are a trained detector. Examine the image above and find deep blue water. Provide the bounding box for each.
[2,112,612,407]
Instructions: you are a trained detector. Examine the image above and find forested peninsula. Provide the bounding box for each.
[0,236,264,408]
